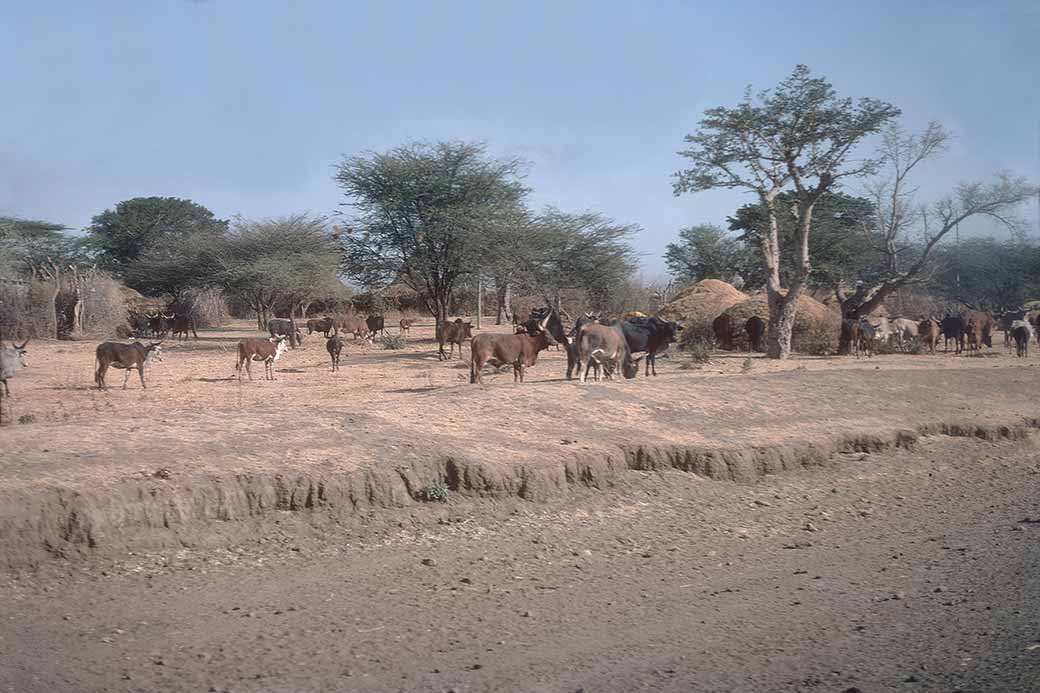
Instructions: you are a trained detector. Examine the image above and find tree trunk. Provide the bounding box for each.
[765,289,798,359]
[495,281,511,325]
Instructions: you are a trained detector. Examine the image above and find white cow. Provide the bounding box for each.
[890,318,919,351]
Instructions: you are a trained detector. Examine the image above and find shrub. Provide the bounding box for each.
[380,334,407,350]
[679,330,715,363]
[416,481,449,503]
[18,414,35,424]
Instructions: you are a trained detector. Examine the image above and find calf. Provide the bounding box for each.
[941,315,967,354]
[307,317,334,337]
[841,319,862,357]
[236,336,289,381]
[95,341,163,390]
[399,318,416,336]
[619,316,682,376]
[576,322,644,382]
[1011,321,1031,357]
[857,317,878,357]
[168,313,199,341]
[326,334,346,371]
[268,317,303,347]
[470,316,557,384]
[745,316,766,353]
[918,318,941,354]
[437,319,473,360]
[0,340,29,396]
[712,313,735,350]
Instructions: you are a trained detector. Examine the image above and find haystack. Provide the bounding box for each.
[657,279,748,324]
[725,291,842,352]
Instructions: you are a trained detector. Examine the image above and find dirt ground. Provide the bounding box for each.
[2,319,1037,487]
[2,433,1038,692]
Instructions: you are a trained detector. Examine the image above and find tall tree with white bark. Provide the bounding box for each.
[674,65,899,358]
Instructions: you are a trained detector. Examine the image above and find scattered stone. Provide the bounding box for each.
[422,558,437,567]
[905,674,919,682]
[803,522,819,532]
[521,611,532,618]
[754,499,771,507]
[892,591,906,601]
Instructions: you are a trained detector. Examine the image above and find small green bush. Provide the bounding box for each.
[380,334,407,350]
[679,329,715,364]
[17,414,35,424]
[416,481,449,503]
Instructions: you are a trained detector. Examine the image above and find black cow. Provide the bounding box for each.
[940,315,967,354]
[620,316,682,376]
[745,316,766,352]
[267,318,303,348]
[168,313,199,340]
[366,315,386,338]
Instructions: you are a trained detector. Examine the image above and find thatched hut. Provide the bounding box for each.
[656,279,749,331]
[724,291,842,353]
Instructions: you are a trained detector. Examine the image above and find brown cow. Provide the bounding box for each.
[236,336,289,381]
[437,318,473,360]
[470,316,557,384]
[95,341,163,390]
[399,318,416,337]
[962,310,994,351]
[334,314,370,341]
[326,334,345,371]
[918,318,941,354]
[712,313,735,350]
[745,316,766,352]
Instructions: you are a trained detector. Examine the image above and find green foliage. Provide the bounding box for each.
[679,330,714,363]
[86,197,228,275]
[17,414,35,425]
[928,238,1040,311]
[727,192,878,292]
[416,481,449,503]
[335,141,527,321]
[0,216,86,273]
[379,334,407,350]
[664,223,756,285]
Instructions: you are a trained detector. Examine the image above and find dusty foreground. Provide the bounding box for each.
[3,434,1040,693]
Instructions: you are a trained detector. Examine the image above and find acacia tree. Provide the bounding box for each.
[87,197,228,276]
[334,141,527,325]
[838,123,1037,349]
[674,65,899,358]
[219,215,340,344]
[664,223,757,286]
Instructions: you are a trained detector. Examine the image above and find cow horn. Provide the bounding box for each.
[538,314,550,332]
[14,339,29,350]
[630,351,647,362]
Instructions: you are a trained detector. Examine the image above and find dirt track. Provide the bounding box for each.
[3,433,1039,692]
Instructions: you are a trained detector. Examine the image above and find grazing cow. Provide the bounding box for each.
[745,316,766,353]
[326,334,345,371]
[712,313,735,350]
[95,341,163,390]
[962,310,994,350]
[889,318,919,351]
[575,322,644,382]
[334,314,370,341]
[996,311,1025,352]
[918,318,941,354]
[399,318,416,336]
[0,340,29,396]
[366,315,386,337]
[268,318,303,348]
[470,315,557,384]
[1011,321,1031,357]
[306,317,335,337]
[168,313,199,341]
[236,336,289,381]
[868,316,893,347]
[437,318,473,360]
[940,315,967,354]
[619,316,682,376]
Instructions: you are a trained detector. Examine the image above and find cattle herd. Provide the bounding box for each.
[0,303,1038,399]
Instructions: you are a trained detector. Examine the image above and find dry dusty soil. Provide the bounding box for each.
[1,320,1039,691]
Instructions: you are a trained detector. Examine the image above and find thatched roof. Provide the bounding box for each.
[725,291,842,351]
[656,279,749,324]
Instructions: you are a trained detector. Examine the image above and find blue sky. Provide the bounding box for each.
[2,1,1037,277]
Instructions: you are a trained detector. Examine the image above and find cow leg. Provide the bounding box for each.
[122,369,131,389]
[138,366,147,389]
[245,359,253,381]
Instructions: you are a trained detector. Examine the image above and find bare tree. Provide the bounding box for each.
[839,123,1038,350]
